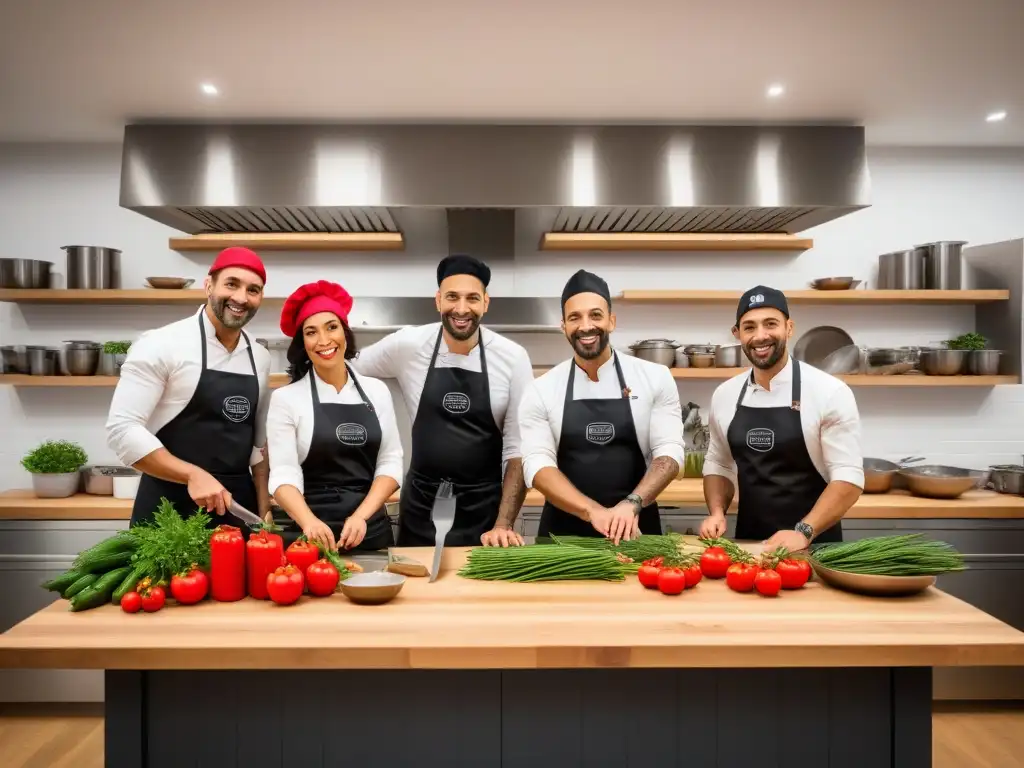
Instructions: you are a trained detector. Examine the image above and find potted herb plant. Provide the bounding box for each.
[100,341,132,376]
[22,440,89,498]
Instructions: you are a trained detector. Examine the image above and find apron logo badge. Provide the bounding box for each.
[222,396,251,423]
[335,423,368,446]
[442,392,471,414]
[746,427,775,452]
[586,422,615,445]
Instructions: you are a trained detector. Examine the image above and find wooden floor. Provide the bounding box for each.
[0,702,1021,767]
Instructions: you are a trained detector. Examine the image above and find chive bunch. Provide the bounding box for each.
[810,534,966,576]
[548,533,684,563]
[459,545,629,582]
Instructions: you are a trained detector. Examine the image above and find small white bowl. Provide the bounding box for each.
[339,571,406,605]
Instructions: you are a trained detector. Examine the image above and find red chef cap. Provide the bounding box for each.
[208,247,267,285]
[279,280,354,337]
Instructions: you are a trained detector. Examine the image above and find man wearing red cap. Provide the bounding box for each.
[105,247,273,526]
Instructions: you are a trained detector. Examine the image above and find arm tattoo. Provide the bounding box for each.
[496,458,528,528]
[632,456,680,507]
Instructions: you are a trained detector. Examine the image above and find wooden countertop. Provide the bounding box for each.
[3,482,1024,520]
[1,546,1021,671]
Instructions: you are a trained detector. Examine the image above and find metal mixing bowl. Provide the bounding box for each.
[0,258,53,289]
[919,349,967,375]
[898,465,984,499]
[968,349,1002,376]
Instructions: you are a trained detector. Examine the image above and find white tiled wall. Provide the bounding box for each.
[1,143,1023,490]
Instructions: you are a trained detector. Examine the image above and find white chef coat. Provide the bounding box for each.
[351,322,534,465]
[265,368,404,496]
[703,357,865,488]
[105,306,272,467]
[519,353,685,488]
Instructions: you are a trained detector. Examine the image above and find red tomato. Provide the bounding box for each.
[700,547,732,579]
[683,564,703,588]
[637,564,662,589]
[776,558,812,589]
[754,568,783,597]
[266,565,304,606]
[725,563,758,593]
[286,539,320,578]
[120,591,142,614]
[305,559,340,597]
[170,567,209,605]
[657,567,686,595]
[140,584,166,612]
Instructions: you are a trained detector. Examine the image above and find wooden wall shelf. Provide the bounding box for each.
[1,372,1016,389]
[541,233,814,252]
[616,289,1010,304]
[169,233,404,251]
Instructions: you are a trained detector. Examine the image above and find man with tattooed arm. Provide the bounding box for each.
[518,270,684,543]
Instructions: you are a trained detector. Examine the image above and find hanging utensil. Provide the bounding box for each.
[428,480,457,583]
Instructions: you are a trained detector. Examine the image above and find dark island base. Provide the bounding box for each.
[106,666,931,768]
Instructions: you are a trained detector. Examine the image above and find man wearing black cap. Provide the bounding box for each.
[519,269,684,543]
[700,286,864,550]
[353,255,534,547]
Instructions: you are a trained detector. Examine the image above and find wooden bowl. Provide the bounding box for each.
[339,571,406,605]
[812,563,935,597]
[145,277,195,289]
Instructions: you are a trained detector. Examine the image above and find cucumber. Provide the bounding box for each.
[70,567,133,612]
[41,568,87,593]
[75,550,133,574]
[73,533,136,568]
[62,573,100,599]
[112,563,148,603]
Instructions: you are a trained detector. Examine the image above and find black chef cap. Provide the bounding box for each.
[561,269,611,312]
[736,285,789,325]
[437,254,491,289]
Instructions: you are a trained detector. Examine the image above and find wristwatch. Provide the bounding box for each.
[794,521,814,541]
[625,493,643,515]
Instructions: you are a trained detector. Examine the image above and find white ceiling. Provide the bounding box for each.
[1,0,1021,145]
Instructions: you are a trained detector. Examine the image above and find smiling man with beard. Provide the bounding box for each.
[518,270,684,543]
[700,286,864,550]
[352,255,534,547]
[106,247,273,527]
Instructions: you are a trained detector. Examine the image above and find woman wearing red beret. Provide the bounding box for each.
[266,281,402,551]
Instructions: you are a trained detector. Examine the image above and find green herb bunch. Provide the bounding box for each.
[21,440,88,474]
[130,498,213,584]
[944,333,987,351]
[103,341,132,355]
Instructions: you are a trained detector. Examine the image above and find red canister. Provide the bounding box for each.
[209,525,246,602]
[246,530,284,600]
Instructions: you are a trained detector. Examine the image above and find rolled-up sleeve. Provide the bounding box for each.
[266,389,305,496]
[647,366,684,467]
[820,384,865,488]
[372,384,404,486]
[501,347,534,464]
[105,335,168,466]
[519,380,558,488]
[702,386,738,485]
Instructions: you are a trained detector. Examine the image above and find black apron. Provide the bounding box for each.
[131,313,258,528]
[283,367,394,551]
[539,353,661,538]
[399,327,504,546]
[726,360,841,543]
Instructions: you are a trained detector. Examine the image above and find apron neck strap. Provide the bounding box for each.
[426,325,488,378]
[736,358,802,410]
[309,365,375,412]
[197,311,257,375]
[564,350,629,409]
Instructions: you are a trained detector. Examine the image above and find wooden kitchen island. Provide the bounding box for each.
[1,547,1023,768]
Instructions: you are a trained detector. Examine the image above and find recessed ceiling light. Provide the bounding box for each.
[201,83,219,96]
[986,110,1007,123]
[767,84,785,98]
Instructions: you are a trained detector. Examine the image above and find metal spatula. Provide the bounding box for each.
[428,480,456,583]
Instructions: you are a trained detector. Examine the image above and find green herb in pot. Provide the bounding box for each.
[944,333,986,351]
[103,341,132,355]
[21,440,88,474]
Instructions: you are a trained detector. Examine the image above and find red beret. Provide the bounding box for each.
[208,247,266,285]
[280,280,354,337]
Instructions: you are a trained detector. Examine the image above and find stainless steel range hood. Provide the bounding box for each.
[120,123,870,259]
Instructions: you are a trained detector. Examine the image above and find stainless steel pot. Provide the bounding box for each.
[917,241,966,290]
[0,258,53,289]
[27,346,59,376]
[988,465,1024,495]
[1,345,29,373]
[968,349,1002,376]
[629,339,679,367]
[919,348,967,375]
[64,342,101,375]
[63,245,121,289]
[81,465,138,495]
[714,344,748,368]
[878,249,923,289]
[688,352,717,368]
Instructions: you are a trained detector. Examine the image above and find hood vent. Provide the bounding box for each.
[121,123,869,252]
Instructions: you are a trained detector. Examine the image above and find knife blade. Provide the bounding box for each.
[228,500,265,528]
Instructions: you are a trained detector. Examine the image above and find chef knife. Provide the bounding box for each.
[228,500,265,529]
[428,480,456,583]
